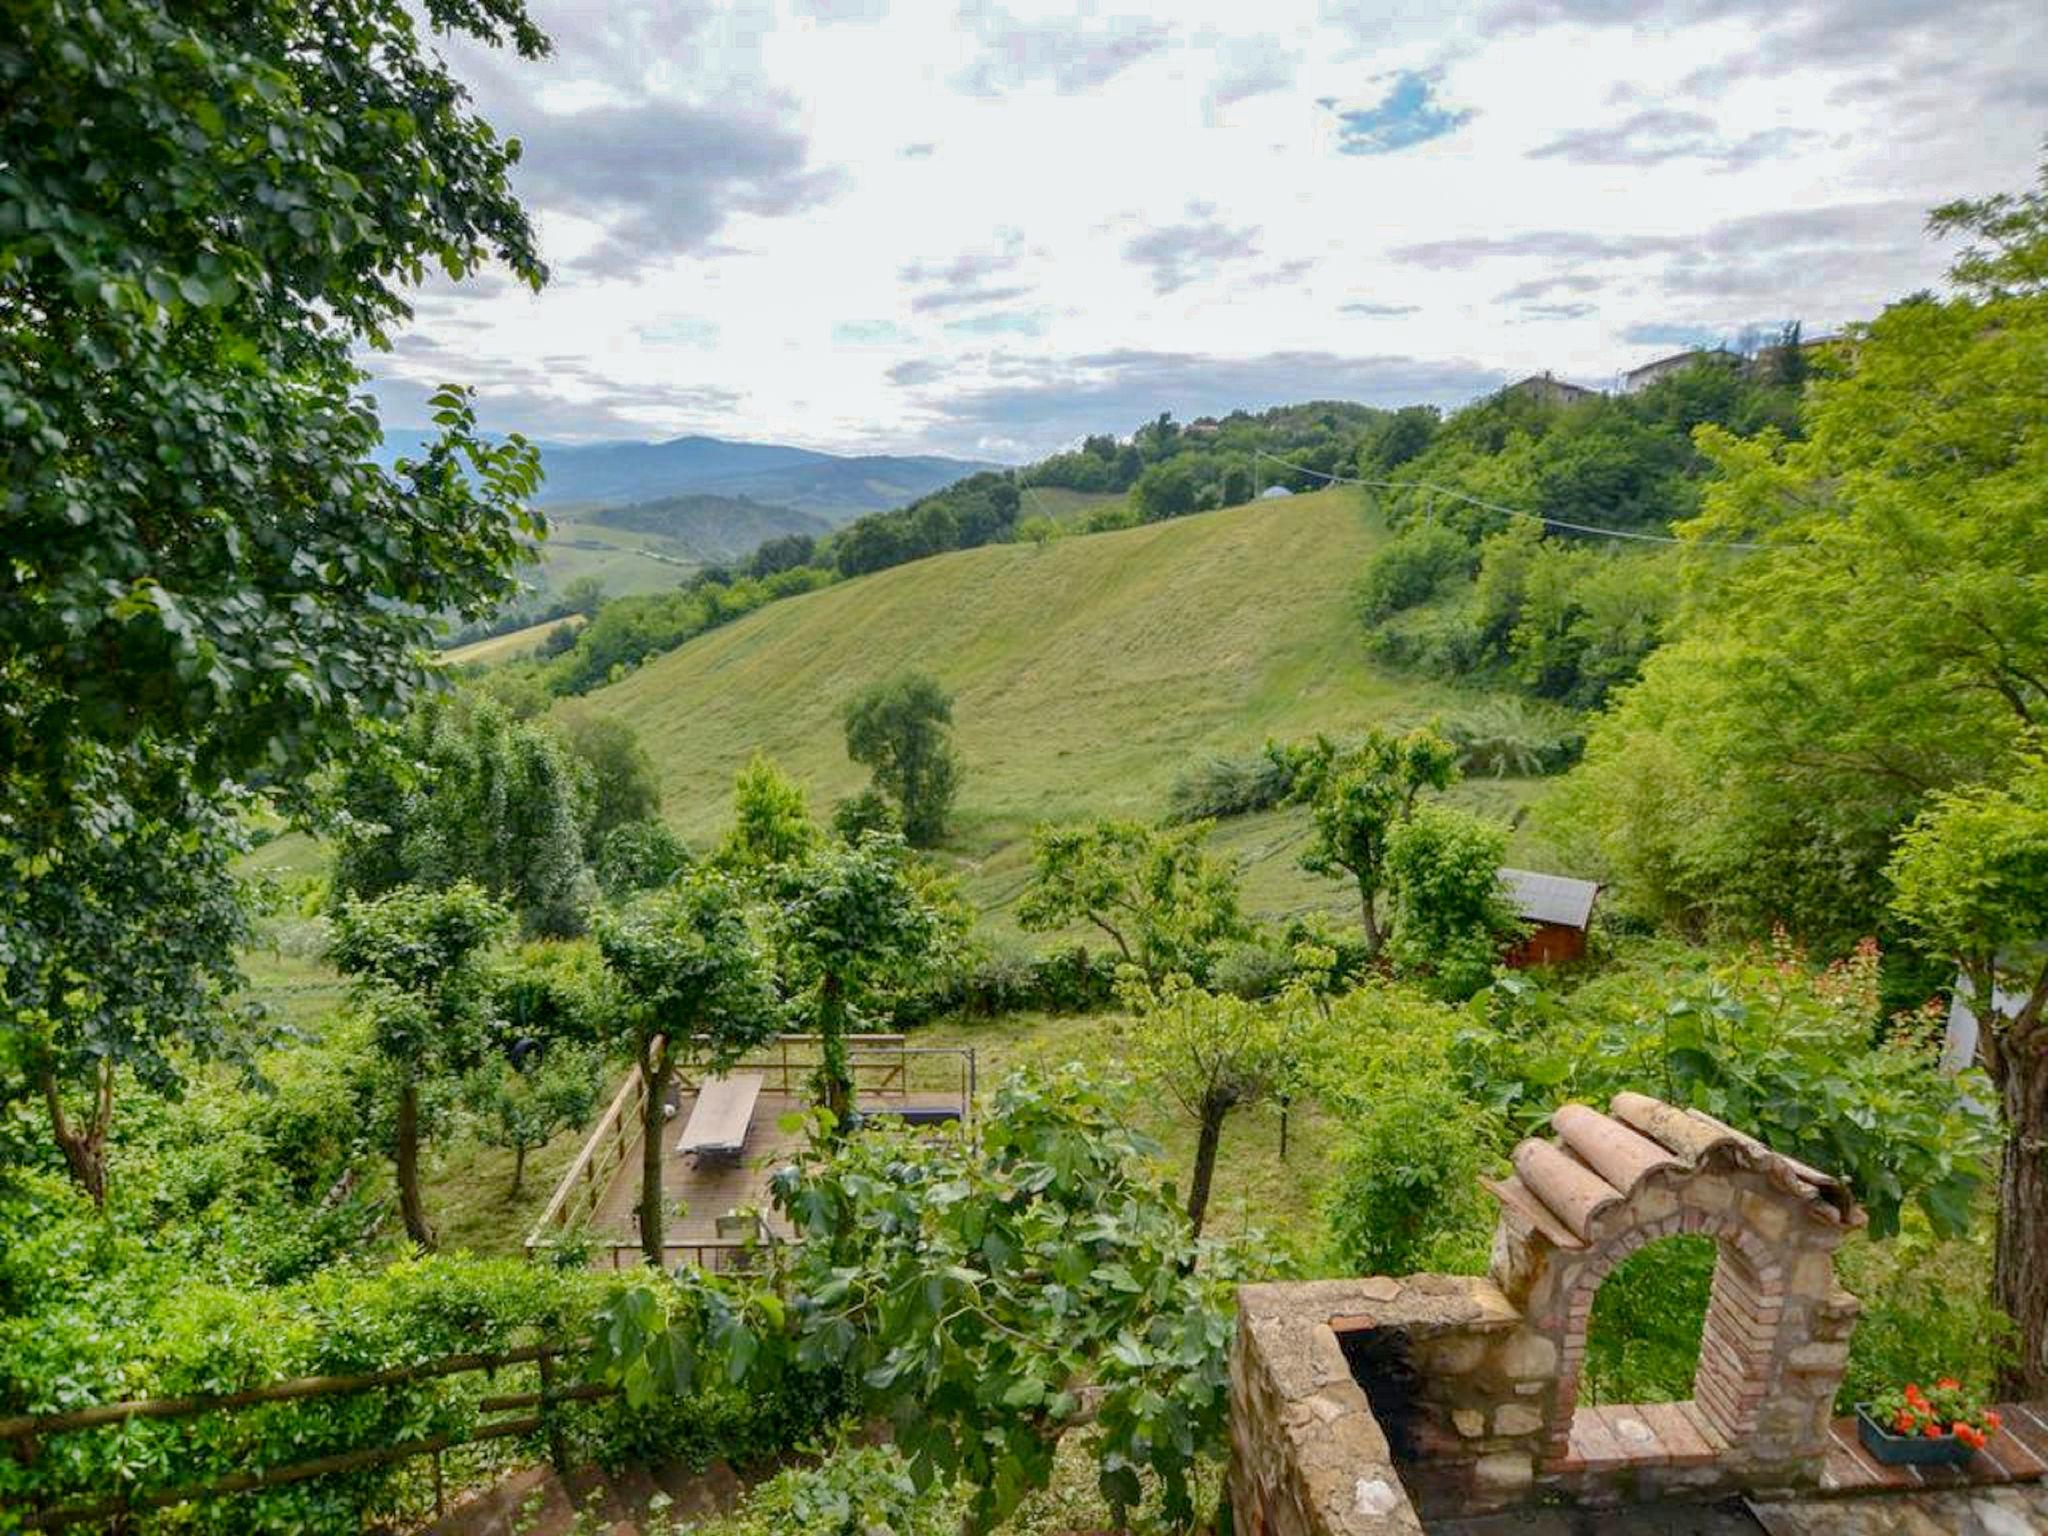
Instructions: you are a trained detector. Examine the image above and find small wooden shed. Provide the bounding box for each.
[1499,867,1600,968]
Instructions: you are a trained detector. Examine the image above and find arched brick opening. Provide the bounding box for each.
[1549,1215,1783,1465]
[1486,1093,1864,1491]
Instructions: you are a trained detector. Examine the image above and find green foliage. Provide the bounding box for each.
[1164,748,1295,823]
[829,786,901,842]
[333,881,509,1247]
[592,1067,1248,1533]
[3,759,254,1203]
[1017,819,1249,983]
[544,565,835,696]
[1836,1214,2018,1411]
[1384,804,1520,1000]
[1579,1237,1716,1405]
[768,835,960,1118]
[1441,696,1585,778]
[1356,405,1441,476]
[1123,975,1303,1234]
[1310,985,1498,1276]
[1556,167,2048,947]
[1452,943,1998,1238]
[718,752,822,873]
[1354,523,1475,622]
[831,471,1022,577]
[559,708,664,859]
[596,877,778,1069]
[488,939,619,1051]
[665,1444,960,1536]
[1277,726,1460,956]
[332,693,593,938]
[461,1042,603,1196]
[841,671,961,847]
[594,820,693,900]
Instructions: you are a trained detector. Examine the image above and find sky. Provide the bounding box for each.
[366,0,2048,461]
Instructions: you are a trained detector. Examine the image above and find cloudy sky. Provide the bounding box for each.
[367,0,2048,460]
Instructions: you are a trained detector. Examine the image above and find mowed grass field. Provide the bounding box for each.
[577,485,1550,927]
[445,614,584,667]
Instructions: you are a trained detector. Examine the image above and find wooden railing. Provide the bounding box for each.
[523,1037,656,1258]
[527,1033,977,1268]
[0,1343,601,1531]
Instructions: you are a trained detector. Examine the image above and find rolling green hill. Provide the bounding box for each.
[589,493,836,560]
[578,485,1549,927]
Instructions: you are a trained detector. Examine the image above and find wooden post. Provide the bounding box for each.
[535,1350,569,1476]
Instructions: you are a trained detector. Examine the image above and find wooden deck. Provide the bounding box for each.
[1815,1403,2048,1495]
[527,1036,975,1271]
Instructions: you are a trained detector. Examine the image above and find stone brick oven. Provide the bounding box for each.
[1227,1092,1867,1532]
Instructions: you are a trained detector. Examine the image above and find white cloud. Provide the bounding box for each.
[372,0,2048,457]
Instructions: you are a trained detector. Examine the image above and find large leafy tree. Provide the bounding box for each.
[1889,757,2048,1395]
[1016,819,1248,983]
[1,0,549,1191]
[596,874,778,1267]
[1557,159,2048,946]
[331,881,509,1250]
[1274,727,1460,957]
[842,671,962,848]
[1384,802,1521,999]
[332,693,592,938]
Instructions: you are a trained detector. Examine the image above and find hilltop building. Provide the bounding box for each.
[1504,371,1599,407]
[1619,347,1741,394]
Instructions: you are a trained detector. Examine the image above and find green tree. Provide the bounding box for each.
[842,672,962,848]
[770,836,955,1126]
[1125,976,1297,1237]
[332,693,592,938]
[1889,756,2048,1395]
[462,1041,602,1196]
[1556,161,2048,946]
[331,882,509,1249]
[1384,803,1520,999]
[1016,819,1249,982]
[718,752,821,873]
[1276,727,1460,957]
[6,762,251,1204]
[594,820,692,901]
[596,874,777,1267]
[1,0,547,1197]
[558,708,663,859]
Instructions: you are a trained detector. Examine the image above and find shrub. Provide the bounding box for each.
[1165,749,1294,822]
[594,820,692,900]
[1835,1214,2017,1411]
[1354,523,1476,622]
[829,786,900,841]
[1321,1069,1496,1276]
[1441,697,1586,778]
[652,1444,958,1536]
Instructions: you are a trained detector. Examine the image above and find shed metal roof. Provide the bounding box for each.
[1500,867,1600,930]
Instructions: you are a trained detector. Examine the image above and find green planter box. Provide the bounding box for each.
[1854,1404,1977,1468]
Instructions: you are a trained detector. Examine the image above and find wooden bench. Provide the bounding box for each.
[675,1073,763,1163]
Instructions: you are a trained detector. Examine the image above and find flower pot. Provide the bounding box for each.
[1855,1405,1978,1467]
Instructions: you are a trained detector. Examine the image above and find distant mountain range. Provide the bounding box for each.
[372,430,999,514]
[588,493,837,563]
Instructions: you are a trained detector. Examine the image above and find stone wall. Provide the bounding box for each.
[1227,1094,1867,1529]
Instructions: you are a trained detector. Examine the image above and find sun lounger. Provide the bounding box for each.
[675,1073,763,1161]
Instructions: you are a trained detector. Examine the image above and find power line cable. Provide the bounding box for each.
[1251,448,1764,552]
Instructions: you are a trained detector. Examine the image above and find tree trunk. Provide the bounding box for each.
[396,1080,436,1250]
[1995,1049,2048,1397]
[39,1062,110,1207]
[1186,1098,1229,1239]
[509,1142,527,1198]
[817,977,854,1134]
[1358,885,1383,960]
[639,1036,671,1268]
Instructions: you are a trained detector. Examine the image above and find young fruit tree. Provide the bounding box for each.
[1274,727,1460,958]
[1016,818,1248,984]
[596,873,778,1267]
[1125,975,1300,1237]
[331,881,510,1250]
[462,1041,603,1197]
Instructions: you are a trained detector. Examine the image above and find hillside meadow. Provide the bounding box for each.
[576,484,1549,926]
